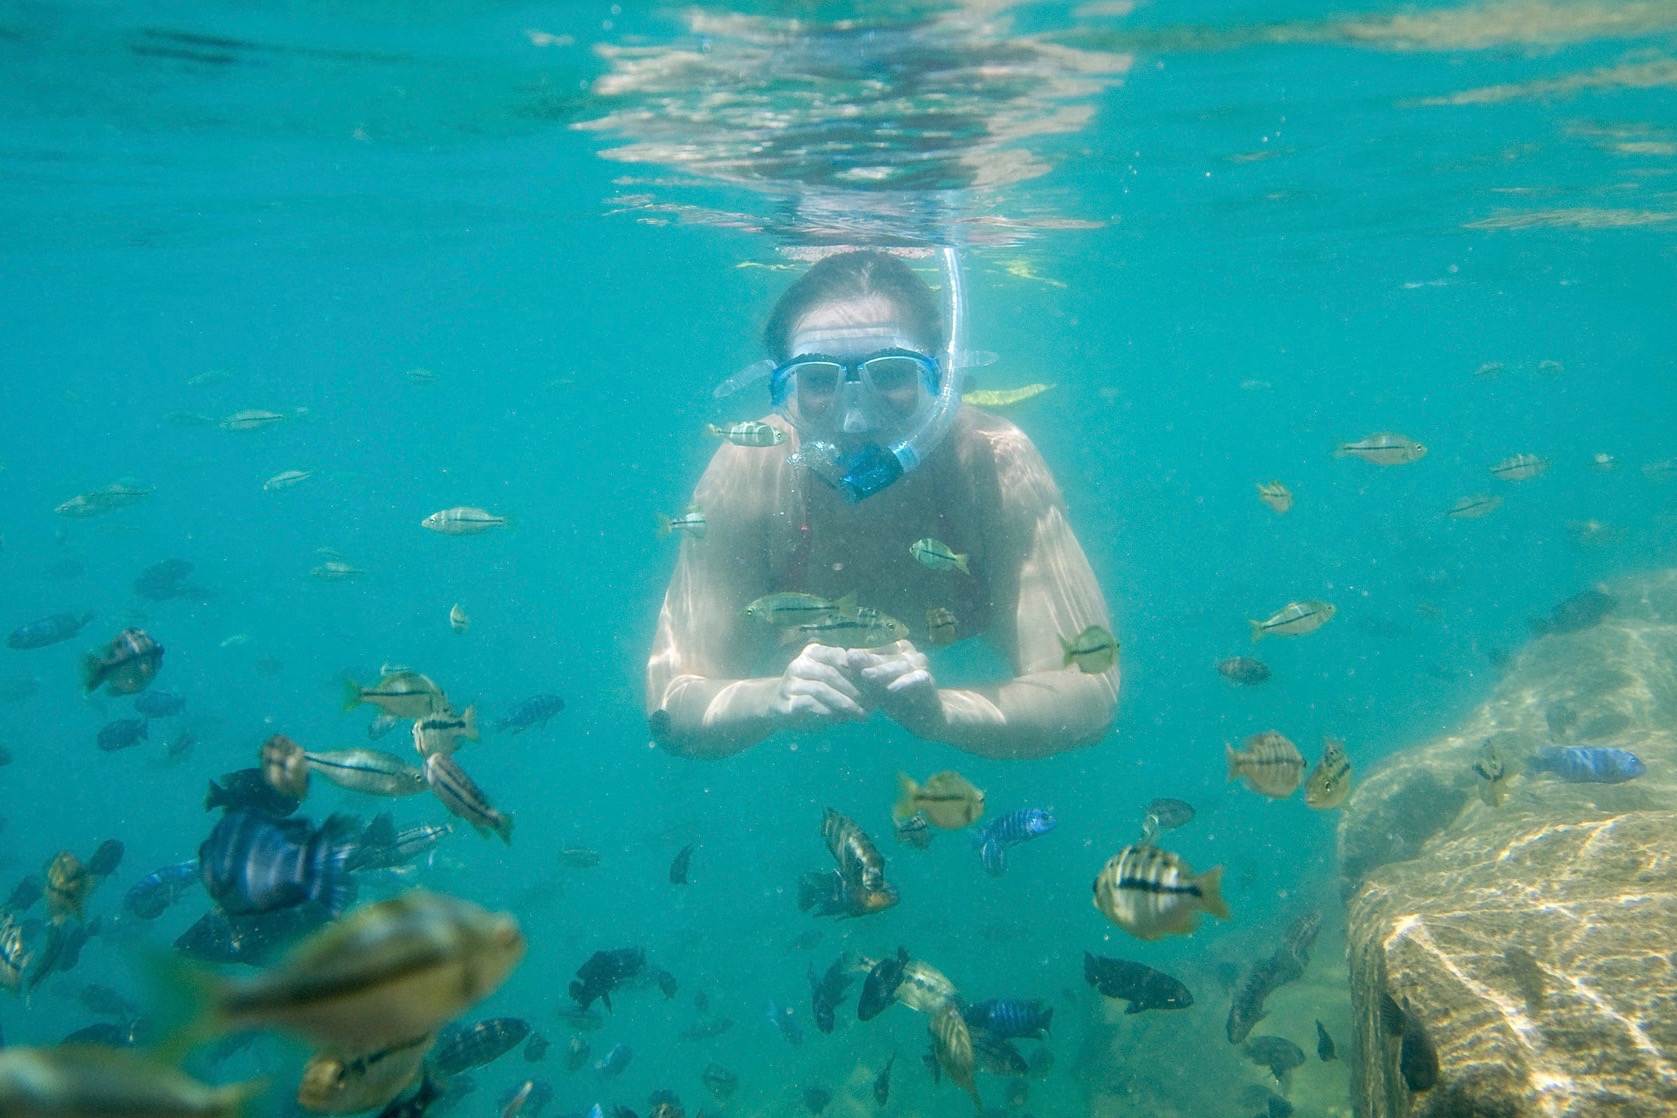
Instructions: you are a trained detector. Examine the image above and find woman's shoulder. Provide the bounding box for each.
[948,405,1065,513]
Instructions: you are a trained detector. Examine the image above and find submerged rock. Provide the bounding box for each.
[1342,570,1677,1117]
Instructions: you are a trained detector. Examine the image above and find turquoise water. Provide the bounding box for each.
[2,0,1675,1114]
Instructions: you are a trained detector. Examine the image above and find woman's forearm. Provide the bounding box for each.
[929,670,1117,760]
[654,675,784,760]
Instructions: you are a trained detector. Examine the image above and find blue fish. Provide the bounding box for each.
[6,611,94,650]
[973,808,1056,876]
[198,809,357,916]
[133,690,187,718]
[96,718,149,753]
[1530,746,1645,784]
[496,694,566,734]
[123,859,200,920]
[961,997,1053,1040]
[592,1042,633,1079]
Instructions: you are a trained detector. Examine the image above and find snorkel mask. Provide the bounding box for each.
[716,246,972,502]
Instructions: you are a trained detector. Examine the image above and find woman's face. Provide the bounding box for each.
[787,295,930,441]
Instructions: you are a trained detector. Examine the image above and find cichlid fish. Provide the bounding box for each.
[910,538,969,574]
[123,860,199,919]
[705,420,786,447]
[368,713,401,740]
[1474,741,1510,806]
[433,1016,533,1076]
[873,1055,895,1105]
[198,809,359,916]
[973,808,1055,876]
[213,890,525,1054]
[45,851,94,923]
[54,480,153,517]
[425,753,514,843]
[7,611,94,650]
[422,507,509,535]
[961,997,1052,1040]
[298,1032,435,1115]
[894,771,984,830]
[344,670,448,719]
[97,718,150,753]
[134,690,187,718]
[495,694,566,734]
[1227,731,1307,799]
[744,591,856,629]
[261,734,310,800]
[264,469,312,492]
[594,1042,634,1079]
[570,947,645,1013]
[930,1004,981,1110]
[1529,745,1644,784]
[0,1045,256,1117]
[658,505,707,539]
[925,606,958,647]
[783,606,909,649]
[307,749,427,797]
[1529,588,1616,637]
[1256,481,1292,514]
[702,1062,738,1102]
[82,628,164,695]
[962,383,1054,408]
[1093,843,1229,940]
[1245,1035,1306,1084]
[173,905,332,967]
[821,808,888,892]
[1316,1019,1338,1061]
[1249,600,1334,641]
[1379,992,1439,1092]
[1335,432,1426,464]
[449,603,470,634]
[808,953,852,1034]
[1490,453,1548,481]
[1060,623,1117,673]
[1083,952,1193,1013]
[1445,494,1501,519]
[411,706,480,759]
[894,959,959,1015]
[206,768,301,817]
[798,870,900,919]
[669,844,694,885]
[220,408,286,431]
[1140,797,1196,844]
[1216,656,1271,685]
[857,948,909,1021]
[1304,736,1353,809]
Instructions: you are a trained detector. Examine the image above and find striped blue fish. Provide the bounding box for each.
[973,808,1055,877]
[961,996,1053,1040]
[1530,746,1644,784]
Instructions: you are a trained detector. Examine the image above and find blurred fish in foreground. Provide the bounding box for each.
[1093,843,1228,940]
[0,1045,257,1116]
[213,890,525,1054]
[82,628,164,695]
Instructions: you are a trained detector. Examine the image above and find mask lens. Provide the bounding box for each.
[861,355,924,396]
[789,360,844,403]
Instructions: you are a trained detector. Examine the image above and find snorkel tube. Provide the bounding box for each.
[826,244,966,502]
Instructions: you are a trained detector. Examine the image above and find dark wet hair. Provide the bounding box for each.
[762,250,945,362]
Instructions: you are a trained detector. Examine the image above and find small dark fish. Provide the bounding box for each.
[1216,656,1271,685]
[558,847,601,868]
[1380,992,1439,1092]
[972,808,1055,876]
[523,1031,550,1062]
[81,628,164,695]
[376,1070,445,1118]
[1143,797,1196,832]
[498,1078,552,1118]
[1316,1019,1337,1061]
[677,1016,733,1041]
[1244,1035,1306,1084]
[198,809,358,916]
[1529,746,1645,784]
[802,1086,832,1115]
[653,966,679,999]
[702,1063,738,1102]
[173,902,332,965]
[7,611,94,650]
[205,768,301,817]
[86,839,125,878]
[496,694,566,734]
[797,870,899,919]
[434,1017,533,1076]
[873,1055,894,1106]
[96,718,149,753]
[788,928,823,950]
[564,1037,591,1073]
[963,997,1053,1042]
[133,558,196,600]
[593,1042,633,1079]
[858,948,909,1021]
[894,814,932,849]
[669,844,693,885]
[1529,588,1616,637]
[969,1030,1029,1076]
[79,982,140,1018]
[0,745,10,767]
[569,946,646,1012]
[767,1001,803,1046]
[808,953,852,1034]
[60,1019,146,1047]
[166,729,196,762]
[4,874,43,913]
[1083,953,1193,1013]
[133,690,187,717]
[123,859,199,919]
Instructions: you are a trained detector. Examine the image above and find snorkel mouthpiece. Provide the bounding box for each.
[836,443,904,503]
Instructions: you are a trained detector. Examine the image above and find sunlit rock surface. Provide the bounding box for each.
[1341,570,1677,1117]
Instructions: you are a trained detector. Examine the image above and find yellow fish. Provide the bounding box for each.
[894,771,984,830]
[961,384,1055,408]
